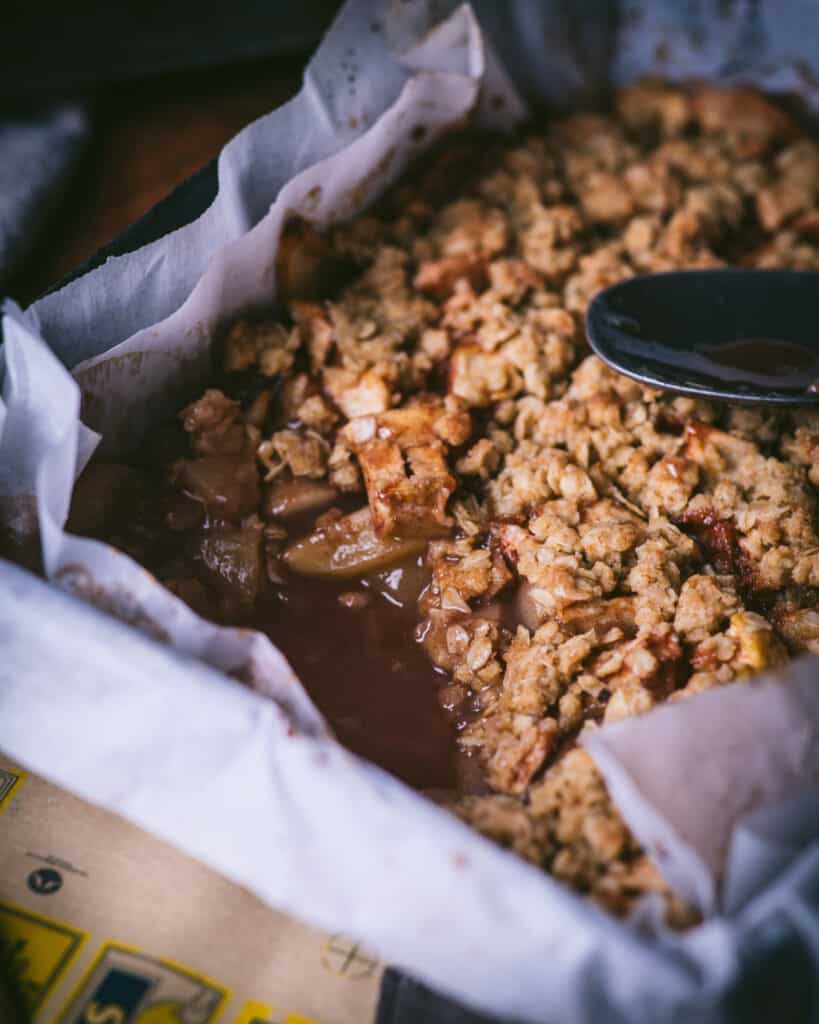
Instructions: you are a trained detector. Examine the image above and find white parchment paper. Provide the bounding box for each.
[2,2,819,1020]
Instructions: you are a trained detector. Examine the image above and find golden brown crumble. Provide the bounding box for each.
[75,82,819,921]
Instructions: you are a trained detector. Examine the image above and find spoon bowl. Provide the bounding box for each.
[585,268,819,406]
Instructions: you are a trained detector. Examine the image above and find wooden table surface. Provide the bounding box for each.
[10,56,304,307]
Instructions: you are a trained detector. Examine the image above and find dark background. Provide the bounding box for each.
[1,2,341,101]
[2,3,342,305]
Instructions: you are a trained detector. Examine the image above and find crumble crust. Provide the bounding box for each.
[78,81,819,920]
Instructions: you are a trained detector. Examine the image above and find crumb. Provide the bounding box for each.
[84,82,819,925]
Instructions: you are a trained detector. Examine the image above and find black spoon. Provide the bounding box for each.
[585,268,819,407]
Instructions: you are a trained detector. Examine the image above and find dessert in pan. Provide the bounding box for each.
[69,81,819,922]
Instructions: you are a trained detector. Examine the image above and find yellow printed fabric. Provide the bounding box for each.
[233,999,319,1024]
[60,942,228,1024]
[0,766,25,813]
[0,901,85,1015]
[234,1001,274,1024]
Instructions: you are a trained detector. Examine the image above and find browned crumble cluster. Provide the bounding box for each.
[74,82,819,922]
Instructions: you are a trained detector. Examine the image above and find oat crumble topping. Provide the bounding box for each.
[74,82,819,922]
